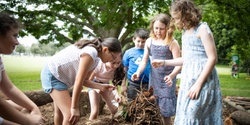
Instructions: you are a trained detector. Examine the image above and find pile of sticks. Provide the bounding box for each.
[224,96,250,112]
[224,96,250,125]
[124,87,163,125]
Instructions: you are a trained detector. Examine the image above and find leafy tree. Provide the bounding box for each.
[30,43,41,55]
[1,0,249,69]
[15,44,26,54]
[0,0,171,49]
[196,0,250,69]
[184,0,249,66]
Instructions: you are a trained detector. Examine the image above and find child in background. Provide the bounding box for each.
[0,12,44,125]
[121,28,150,101]
[41,37,122,125]
[152,0,223,124]
[131,13,181,125]
[88,54,125,120]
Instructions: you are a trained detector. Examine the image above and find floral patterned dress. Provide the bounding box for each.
[149,39,177,117]
[174,23,223,125]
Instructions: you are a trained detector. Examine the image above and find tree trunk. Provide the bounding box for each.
[24,90,53,106]
[230,110,250,125]
[23,89,105,116]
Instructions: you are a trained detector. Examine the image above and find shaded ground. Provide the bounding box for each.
[39,97,238,125]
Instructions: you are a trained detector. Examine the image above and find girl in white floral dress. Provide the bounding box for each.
[152,0,223,124]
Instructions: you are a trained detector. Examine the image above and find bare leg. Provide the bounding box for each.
[89,89,100,120]
[100,90,118,117]
[6,100,23,111]
[53,101,63,125]
[162,116,171,125]
[6,100,31,115]
[50,89,71,125]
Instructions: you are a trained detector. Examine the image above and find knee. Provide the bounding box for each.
[62,112,71,120]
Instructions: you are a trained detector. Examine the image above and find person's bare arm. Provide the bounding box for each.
[0,71,43,125]
[131,39,150,81]
[188,25,217,100]
[168,40,182,79]
[121,67,128,96]
[70,54,94,124]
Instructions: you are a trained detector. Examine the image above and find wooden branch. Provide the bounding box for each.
[24,90,53,106]
[225,96,250,110]
[230,110,250,125]
[223,98,245,111]
[228,96,250,102]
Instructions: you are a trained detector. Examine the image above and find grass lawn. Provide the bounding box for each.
[2,55,250,97]
[216,66,250,97]
[2,55,49,91]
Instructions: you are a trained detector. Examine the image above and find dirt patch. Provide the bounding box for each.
[39,96,239,125]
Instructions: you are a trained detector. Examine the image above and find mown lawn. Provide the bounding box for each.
[2,55,49,91]
[2,55,250,97]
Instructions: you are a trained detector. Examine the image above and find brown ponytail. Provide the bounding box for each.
[74,38,102,52]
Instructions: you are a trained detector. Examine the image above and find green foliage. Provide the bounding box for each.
[1,0,249,70]
[196,0,250,69]
[15,44,26,54]
[1,0,171,47]
[29,42,70,56]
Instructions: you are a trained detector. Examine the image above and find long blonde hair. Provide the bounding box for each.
[149,13,175,45]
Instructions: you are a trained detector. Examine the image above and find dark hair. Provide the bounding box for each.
[102,37,122,53]
[74,37,122,53]
[112,54,125,86]
[170,0,201,30]
[0,12,21,36]
[149,13,175,45]
[133,28,149,40]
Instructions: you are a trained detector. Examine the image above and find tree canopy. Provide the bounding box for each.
[0,0,171,47]
[199,0,250,64]
[1,0,249,69]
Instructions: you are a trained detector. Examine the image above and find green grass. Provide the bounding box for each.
[2,55,250,97]
[2,55,49,91]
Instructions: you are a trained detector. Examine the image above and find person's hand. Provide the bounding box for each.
[188,83,202,100]
[100,84,115,92]
[131,73,140,81]
[164,75,173,87]
[69,107,80,125]
[151,59,164,68]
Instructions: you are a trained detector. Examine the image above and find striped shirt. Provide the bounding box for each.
[47,45,100,87]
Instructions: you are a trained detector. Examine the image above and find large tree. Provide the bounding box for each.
[198,0,250,63]
[1,0,249,68]
[0,0,171,48]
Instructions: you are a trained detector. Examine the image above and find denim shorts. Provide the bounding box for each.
[41,64,68,93]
